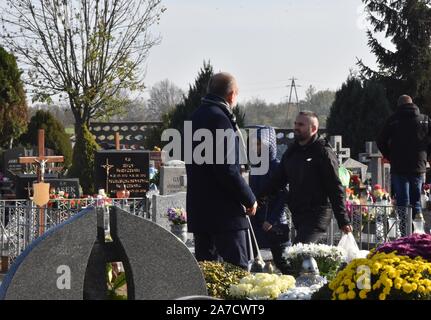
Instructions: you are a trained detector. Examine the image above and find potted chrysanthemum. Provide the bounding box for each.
[167,207,187,243]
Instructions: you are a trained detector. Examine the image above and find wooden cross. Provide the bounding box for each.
[19,129,64,236]
[19,129,64,182]
[101,158,114,194]
[115,132,121,150]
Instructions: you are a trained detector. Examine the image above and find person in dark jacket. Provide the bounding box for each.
[249,125,290,270]
[377,95,431,221]
[258,111,352,244]
[186,72,257,269]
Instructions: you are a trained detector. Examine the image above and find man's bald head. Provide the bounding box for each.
[397,94,413,107]
[207,72,239,107]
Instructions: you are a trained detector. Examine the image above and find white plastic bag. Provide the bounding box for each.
[337,233,360,263]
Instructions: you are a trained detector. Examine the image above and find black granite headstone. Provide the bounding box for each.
[0,206,207,300]
[14,173,59,199]
[45,178,81,198]
[94,150,149,198]
[3,147,26,178]
[3,147,57,179]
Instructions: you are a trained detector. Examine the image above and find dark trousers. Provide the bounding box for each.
[194,230,249,269]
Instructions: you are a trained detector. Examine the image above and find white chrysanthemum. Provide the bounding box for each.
[232,273,296,300]
[229,283,253,298]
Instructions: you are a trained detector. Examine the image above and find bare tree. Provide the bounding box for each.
[147,79,184,120]
[1,0,165,136]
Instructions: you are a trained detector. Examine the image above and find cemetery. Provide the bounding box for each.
[1,0,431,304]
[0,126,430,301]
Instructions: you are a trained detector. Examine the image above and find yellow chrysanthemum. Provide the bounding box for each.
[402,283,413,294]
[347,291,356,300]
[359,290,367,299]
[336,286,345,294]
[338,293,347,300]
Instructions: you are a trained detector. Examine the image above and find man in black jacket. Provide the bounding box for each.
[258,111,352,244]
[377,95,431,221]
[186,72,257,269]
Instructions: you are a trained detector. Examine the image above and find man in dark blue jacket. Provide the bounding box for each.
[186,72,257,269]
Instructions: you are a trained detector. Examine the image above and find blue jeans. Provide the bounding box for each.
[391,174,424,218]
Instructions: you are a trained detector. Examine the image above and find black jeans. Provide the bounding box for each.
[194,230,249,269]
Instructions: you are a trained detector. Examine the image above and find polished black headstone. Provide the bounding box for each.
[14,173,58,199]
[94,150,149,198]
[45,178,81,198]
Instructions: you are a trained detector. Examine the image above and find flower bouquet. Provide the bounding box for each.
[229,273,296,300]
[327,251,431,300]
[198,261,250,299]
[373,233,431,262]
[167,207,187,225]
[280,243,345,280]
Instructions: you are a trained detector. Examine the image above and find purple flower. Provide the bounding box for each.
[374,233,431,261]
[167,207,187,225]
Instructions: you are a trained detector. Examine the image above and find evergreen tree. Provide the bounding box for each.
[169,61,246,132]
[0,46,28,148]
[68,124,100,195]
[20,110,73,169]
[357,0,431,114]
[327,76,391,158]
[168,61,214,132]
[146,61,246,149]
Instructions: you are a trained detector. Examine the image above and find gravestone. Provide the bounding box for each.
[0,206,207,300]
[151,192,187,231]
[383,163,391,194]
[329,136,350,164]
[159,160,187,195]
[94,150,149,198]
[359,141,384,188]
[343,158,368,182]
[14,173,59,199]
[5,147,57,178]
[3,147,26,178]
[45,178,81,198]
[149,151,166,170]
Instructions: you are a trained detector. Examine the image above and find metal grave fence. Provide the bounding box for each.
[0,198,147,268]
[325,204,413,250]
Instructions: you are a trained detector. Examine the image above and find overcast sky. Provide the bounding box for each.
[142,0,384,104]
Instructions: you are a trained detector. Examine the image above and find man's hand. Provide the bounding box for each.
[246,201,258,216]
[262,221,272,232]
[341,224,353,234]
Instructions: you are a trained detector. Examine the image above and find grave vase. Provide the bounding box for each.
[170,224,188,243]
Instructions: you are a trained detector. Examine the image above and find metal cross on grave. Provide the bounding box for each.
[19,129,64,235]
[329,136,351,165]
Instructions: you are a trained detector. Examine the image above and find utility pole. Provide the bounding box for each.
[286,77,301,124]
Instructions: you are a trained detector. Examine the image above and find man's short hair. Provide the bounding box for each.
[207,72,237,98]
[397,95,413,106]
[298,110,319,127]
